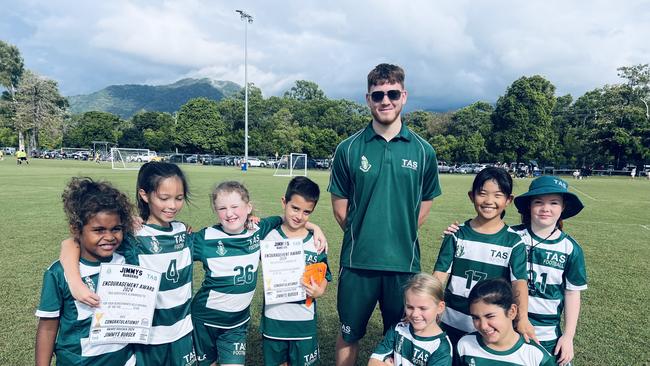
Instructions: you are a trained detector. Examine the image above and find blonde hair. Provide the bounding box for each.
[405,273,444,303]
[211,181,251,212]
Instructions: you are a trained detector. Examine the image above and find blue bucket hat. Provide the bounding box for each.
[514,176,584,220]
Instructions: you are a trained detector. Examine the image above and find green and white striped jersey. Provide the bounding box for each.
[191,216,282,328]
[260,228,332,340]
[512,224,587,342]
[370,321,452,366]
[434,221,527,334]
[458,332,555,366]
[36,255,136,366]
[122,222,194,345]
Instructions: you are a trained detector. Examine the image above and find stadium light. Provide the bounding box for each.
[236,10,253,171]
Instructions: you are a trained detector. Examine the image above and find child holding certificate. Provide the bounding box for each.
[191,181,328,366]
[260,176,332,366]
[35,177,136,366]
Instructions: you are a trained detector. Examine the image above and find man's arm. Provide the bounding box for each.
[418,200,433,228]
[331,194,348,231]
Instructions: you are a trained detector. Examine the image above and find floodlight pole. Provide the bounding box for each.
[236,10,253,171]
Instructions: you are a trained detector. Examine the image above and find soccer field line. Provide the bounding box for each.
[641,225,650,231]
[570,186,598,201]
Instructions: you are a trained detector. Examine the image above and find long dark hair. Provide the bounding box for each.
[136,162,189,220]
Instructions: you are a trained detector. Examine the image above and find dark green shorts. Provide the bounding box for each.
[134,331,195,366]
[336,267,414,343]
[263,336,320,366]
[193,321,247,365]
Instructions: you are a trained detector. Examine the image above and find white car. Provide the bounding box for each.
[246,158,266,167]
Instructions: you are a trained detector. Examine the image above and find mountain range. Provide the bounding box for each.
[67,78,242,119]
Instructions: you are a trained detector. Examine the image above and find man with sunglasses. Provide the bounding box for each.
[328,63,442,366]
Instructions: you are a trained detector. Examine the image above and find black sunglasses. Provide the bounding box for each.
[369,90,402,103]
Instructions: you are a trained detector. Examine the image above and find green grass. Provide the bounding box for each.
[1,159,649,365]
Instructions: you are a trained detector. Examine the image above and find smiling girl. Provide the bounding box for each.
[433,167,532,365]
[458,278,554,366]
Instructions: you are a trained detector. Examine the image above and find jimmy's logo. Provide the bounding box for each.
[120,267,143,278]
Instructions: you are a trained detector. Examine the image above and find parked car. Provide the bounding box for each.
[246,157,266,167]
[472,164,488,174]
[71,151,91,160]
[279,157,317,169]
[437,161,452,173]
[456,164,473,174]
[205,156,229,166]
[185,154,199,163]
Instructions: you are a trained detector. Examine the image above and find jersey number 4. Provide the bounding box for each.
[166,259,180,283]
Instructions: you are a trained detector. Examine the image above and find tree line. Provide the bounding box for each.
[2,40,649,168]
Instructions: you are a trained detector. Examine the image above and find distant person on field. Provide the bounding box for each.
[260,176,332,366]
[35,177,136,366]
[94,151,101,164]
[329,63,441,366]
[631,167,636,180]
[16,149,28,165]
[0,149,4,161]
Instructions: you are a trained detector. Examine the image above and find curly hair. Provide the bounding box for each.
[62,177,135,236]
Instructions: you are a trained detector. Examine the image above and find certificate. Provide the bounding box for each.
[89,264,161,344]
[260,238,306,304]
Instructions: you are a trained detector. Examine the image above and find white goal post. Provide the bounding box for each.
[273,153,308,177]
[111,148,151,170]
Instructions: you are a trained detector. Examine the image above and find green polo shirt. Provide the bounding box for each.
[328,122,441,273]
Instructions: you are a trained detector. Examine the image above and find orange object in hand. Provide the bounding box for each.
[303,263,327,307]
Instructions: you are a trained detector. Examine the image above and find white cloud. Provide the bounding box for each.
[3,0,650,108]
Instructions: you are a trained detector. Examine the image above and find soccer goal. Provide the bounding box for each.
[111,148,150,170]
[273,153,308,177]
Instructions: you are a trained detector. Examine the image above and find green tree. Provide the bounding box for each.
[0,40,25,148]
[271,108,303,153]
[175,98,227,153]
[491,75,557,164]
[64,111,125,147]
[283,80,326,101]
[13,70,67,152]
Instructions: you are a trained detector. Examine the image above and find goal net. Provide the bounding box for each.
[273,153,308,177]
[111,148,150,170]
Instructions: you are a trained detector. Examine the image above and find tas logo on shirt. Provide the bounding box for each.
[401,159,418,171]
[455,242,466,258]
[360,155,371,172]
[150,237,161,253]
[216,241,227,256]
[83,276,95,292]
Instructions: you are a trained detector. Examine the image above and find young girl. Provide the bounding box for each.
[60,162,196,366]
[512,176,586,366]
[36,177,136,366]
[445,176,586,366]
[190,181,327,366]
[458,278,555,366]
[368,273,452,366]
[432,167,532,362]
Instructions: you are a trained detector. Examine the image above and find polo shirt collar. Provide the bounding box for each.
[363,121,412,142]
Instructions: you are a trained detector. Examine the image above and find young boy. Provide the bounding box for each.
[260,176,332,366]
[35,178,136,366]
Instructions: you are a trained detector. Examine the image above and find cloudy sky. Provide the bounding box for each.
[2,0,649,111]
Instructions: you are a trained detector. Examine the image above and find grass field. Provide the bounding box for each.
[1,158,649,365]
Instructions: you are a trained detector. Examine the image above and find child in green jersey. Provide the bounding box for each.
[458,279,554,366]
[369,273,452,366]
[433,167,532,365]
[260,176,332,366]
[512,176,586,366]
[191,181,327,366]
[36,177,136,366]
[445,176,586,366]
[60,162,197,366]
